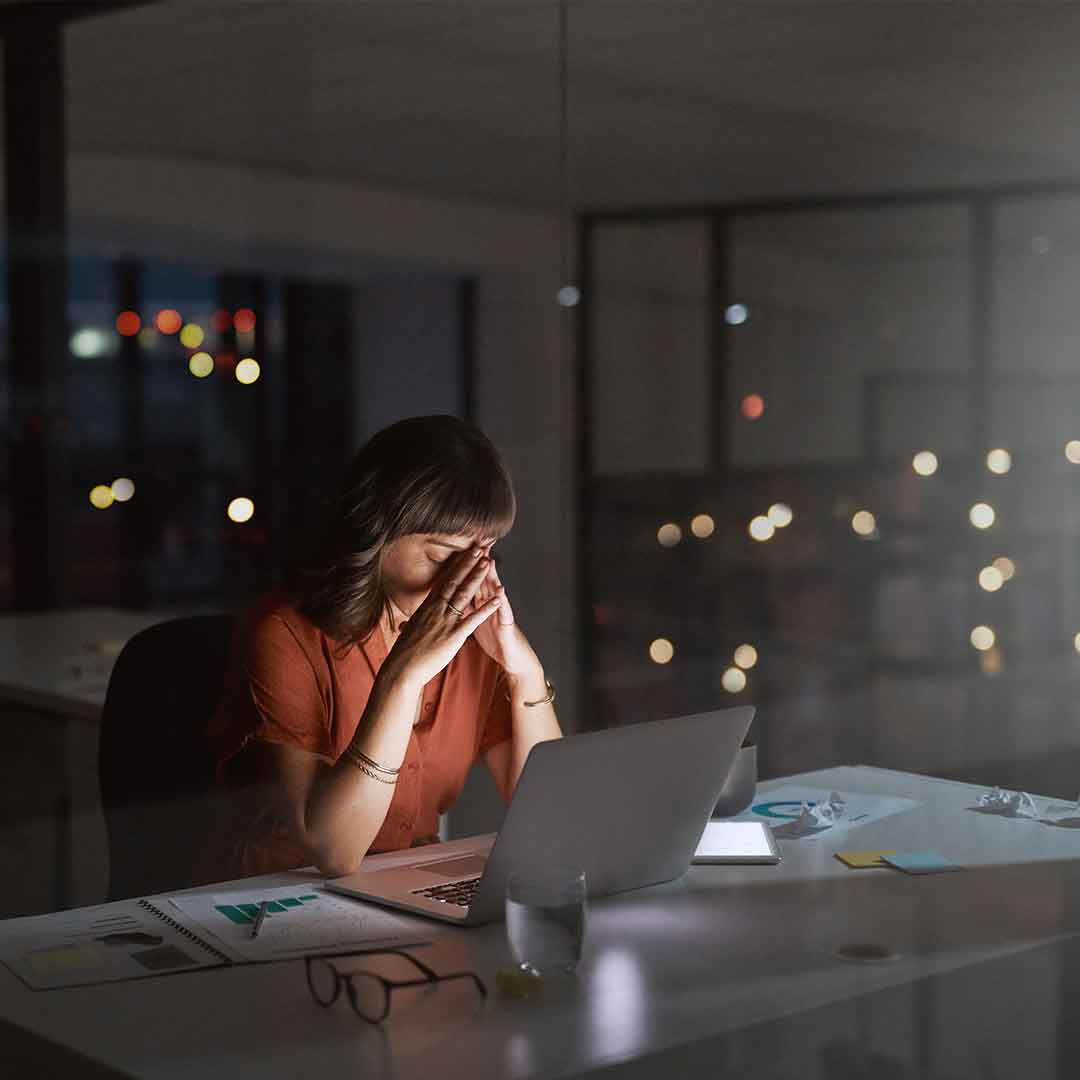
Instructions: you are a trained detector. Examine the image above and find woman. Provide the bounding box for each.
[206,415,562,880]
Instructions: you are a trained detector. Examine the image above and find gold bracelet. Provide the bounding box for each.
[341,743,401,777]
[506,678,557,708]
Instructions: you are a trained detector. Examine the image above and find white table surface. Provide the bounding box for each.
[3,764,1080,1079]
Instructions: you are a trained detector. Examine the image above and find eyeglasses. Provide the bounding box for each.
[305,948,487,1023]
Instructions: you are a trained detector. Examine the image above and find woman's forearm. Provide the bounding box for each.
[302,665,422,876]
[505,668,562,796]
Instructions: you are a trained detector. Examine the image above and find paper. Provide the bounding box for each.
[880,852,961,875]
[169,883,423,962]
[834,850,897,869]
[972,787,1040,818]
[692,821,779,863]
[0,903,224,990]
[734,787,920,840]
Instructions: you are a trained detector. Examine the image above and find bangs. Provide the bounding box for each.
[398,464,516,543]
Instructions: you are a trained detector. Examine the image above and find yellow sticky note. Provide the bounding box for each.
[834,850,897,869]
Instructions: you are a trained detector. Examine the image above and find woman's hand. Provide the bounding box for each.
[469,560,543,682]
[383,549,501,690]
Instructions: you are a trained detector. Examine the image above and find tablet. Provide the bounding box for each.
[691,820,781,865]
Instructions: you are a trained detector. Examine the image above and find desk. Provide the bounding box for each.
[3,765,1080,1079]
[0,609,170,913]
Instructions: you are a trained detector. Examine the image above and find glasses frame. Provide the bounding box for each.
[304,947,487,1024]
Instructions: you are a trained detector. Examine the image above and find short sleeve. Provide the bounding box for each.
[239,613,330,756]
[477,668,513,756]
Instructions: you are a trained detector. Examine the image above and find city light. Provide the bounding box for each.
[970,625,996,651]
[115,311,141,337]
[70,327,111,359]
[721,666,747,693]
[986,448,1012,475]
[733,643,758,669]
[969,502,995,529]
[724,304,749,326]
[110,477,135,503]
[154,309,182,335]
[657,523,682,548]
[235,358,261,385]
[851,510,877,537]
[748,516,775,542]
[233,308,257,333]
[89,485,113,510]
[993,556,1016,581]
[179,323,205,349]
[189,352,214,378]
[649,638,674,665]
[227,497,255,524]
[978,566,1004,592]
[690,514,715,539]
[1067,440,1080,464]
[767,503,793,527]
[210,309,232,332]
[912,451,939,477]
[740,394,765,421]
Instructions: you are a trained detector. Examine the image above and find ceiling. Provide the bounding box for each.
[61,1,1080,213]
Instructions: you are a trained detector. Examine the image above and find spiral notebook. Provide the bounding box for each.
[1,884,421,990]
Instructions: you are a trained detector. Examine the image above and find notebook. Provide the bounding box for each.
[691,820,781,864]
[0,883,423,991]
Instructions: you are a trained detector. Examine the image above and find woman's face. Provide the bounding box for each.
[381,531,497,611]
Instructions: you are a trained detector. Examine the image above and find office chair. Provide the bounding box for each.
[98,613,236,901]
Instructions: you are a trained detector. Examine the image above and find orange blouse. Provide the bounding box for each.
[205,594,512,879]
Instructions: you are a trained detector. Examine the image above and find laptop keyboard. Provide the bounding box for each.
[411,877,481,908]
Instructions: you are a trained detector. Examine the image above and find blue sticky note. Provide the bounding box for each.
[881,852,961,875]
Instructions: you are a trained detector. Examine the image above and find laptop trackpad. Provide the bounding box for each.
[417,855,488,879]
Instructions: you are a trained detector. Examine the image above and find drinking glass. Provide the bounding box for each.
[505,865,587,976]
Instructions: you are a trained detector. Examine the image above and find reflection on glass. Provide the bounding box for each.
[978,566,1004,592]
[969,503,995,529]
[740,393,764,420]
[721,666,747,693]
[235,358,261,385]
[851,510,876,537]
[110,477,135,503]
[748,516,774,541]
[734,643,758,669]
[912,450,939,477]
[986,448,1012,475]
[690,514,714,539]
[587,948,648,1062]
[649,638,674,664]
[89,485,113,510]
[993,556,1016,581]
[227,497,255,524]
[657,523,682,548]
[188,351,214,378]
[970,625,996,651]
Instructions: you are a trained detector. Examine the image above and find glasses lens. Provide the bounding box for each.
[347,972,388,1022]
[307,959,339,1005]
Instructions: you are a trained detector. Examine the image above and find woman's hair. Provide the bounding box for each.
[288,415,516,644]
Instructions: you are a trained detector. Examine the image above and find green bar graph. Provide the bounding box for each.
[214,894,320,925]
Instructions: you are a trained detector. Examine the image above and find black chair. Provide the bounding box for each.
[98,614,236,900]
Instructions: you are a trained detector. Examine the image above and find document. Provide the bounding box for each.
[732,786,920,839]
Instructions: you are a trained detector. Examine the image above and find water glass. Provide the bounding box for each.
[505,865,587,976]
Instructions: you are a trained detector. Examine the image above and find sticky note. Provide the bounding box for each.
[834,850,897,869]
[880,852,960,875]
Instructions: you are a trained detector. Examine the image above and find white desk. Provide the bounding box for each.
[3,765,1080,1079]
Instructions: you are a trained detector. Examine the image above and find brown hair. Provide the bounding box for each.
[289,415,516,644]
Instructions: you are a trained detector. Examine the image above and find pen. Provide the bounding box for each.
[250,901,269,940]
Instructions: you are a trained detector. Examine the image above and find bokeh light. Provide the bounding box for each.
[986,448,1012,475]
[851,510,877,537]
[1067,440,1080,464]
[741,393,765,421]
[70,327,111,359]
[767,503,793,527]
[649,638,674,664]
[748,516,775,542]
[188,351,214,378]
[969,502,995,529]
[724,303,749,326]
[1074,632,1080,655]
[912,451,938,477]
[733,643,758,669]
[179,323,205,349]
[557,285,581,307]
[978,566,1004,592]
[970,625,996,652]
[115,311,141,336]
[721,666,747,693]
[110,477,135,503]
[227,497,255,524]
[235,358,261,385]
[233,308,256,333]
[89,485,114,510]
[210,309,232,332]
[138,328,158,348]
[690,513,715,539]
[980,646,1003,675]
[154,309,182,335]
[657,523,682,548]
[993,556,1016,582]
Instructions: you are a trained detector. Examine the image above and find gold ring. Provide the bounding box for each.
[446,601,465,616]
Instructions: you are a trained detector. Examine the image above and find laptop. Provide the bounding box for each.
[326,706,754,925]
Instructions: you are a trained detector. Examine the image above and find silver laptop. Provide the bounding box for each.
[326,706,754,926]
